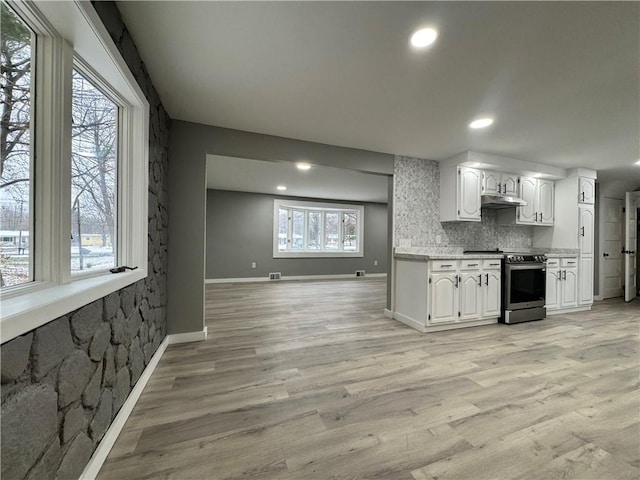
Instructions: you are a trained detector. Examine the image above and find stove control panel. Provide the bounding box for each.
[505,254,547,264]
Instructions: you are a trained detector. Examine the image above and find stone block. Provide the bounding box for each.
[25,437,60,480]
[62,404,85,444]
[56,433,92,480]
[32,317,74,380]
[1,384,58,480]
[89,322,111,362]
[115,344,128,370]
[71,301,102,343]
[113,367,130,414]
[111,309,126,344]
[82,366,102,408]
[127,311,142,342]
[143,342,154,365]
[90,389,112,445]
[129,339,144,386]
[1,332,33,383]
[103,347,115,387]
[121,285,136,317]
[103,291,121,321]
[58,350,93,407]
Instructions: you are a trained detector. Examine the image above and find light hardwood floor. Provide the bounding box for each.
[98,278,640,479]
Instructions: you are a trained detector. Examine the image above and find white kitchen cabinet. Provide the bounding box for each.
[579,256,594,305]
[440,166,481,222]
[578,206,594,255]
[430,273,458,324]
[459,272,481,321]
[482,171,519,197]
[546,257,578,310]
[498,177,554,226]
[481,261,501,318]
[428,259,500,326]
[519,177,554,226]
[578,177,595,204]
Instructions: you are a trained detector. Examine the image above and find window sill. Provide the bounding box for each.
[0,269,146,343]
[274,251,364,259]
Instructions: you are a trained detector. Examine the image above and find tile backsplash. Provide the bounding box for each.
[393,156,534,250]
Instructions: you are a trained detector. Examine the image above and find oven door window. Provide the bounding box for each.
[509,268,546,305]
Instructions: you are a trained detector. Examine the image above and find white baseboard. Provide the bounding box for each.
[547,305,591,316]
[392,312,427,333]
[206,273,387,284]
[383,308,393,319]
[594,295,604,301]
[80,336,169,480]
[167,327,208,344]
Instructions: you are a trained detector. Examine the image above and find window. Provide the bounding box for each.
[0,2,35,288]
[274,199,364,258]
[0,0,149,344]
[71,68,118,274]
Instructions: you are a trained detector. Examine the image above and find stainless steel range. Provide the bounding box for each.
[501,254,547,324]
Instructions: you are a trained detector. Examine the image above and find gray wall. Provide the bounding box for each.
[0,3,170,479]
[206,190,388,279]
[169,120,394,335]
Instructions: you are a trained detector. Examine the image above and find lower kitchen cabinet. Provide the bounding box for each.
[392,256,502,332]
[546,257,578,311]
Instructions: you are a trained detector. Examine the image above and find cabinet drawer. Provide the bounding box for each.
[561,258,578,268]
[546,258,560,268]
[482,259,502,270]
[460,259,481,270]
[431,260,458,272]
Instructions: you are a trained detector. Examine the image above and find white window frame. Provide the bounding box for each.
[273,199,364,258]
[0,1,149,344]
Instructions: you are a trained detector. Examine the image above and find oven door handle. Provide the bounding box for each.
[506,264,546,270]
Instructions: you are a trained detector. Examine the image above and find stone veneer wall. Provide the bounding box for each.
[394,156,534,249]
[0,3,170,479]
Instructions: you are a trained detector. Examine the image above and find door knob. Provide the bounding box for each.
[603,252,609,257]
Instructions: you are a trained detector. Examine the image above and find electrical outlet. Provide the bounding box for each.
[251,262,256,269]
[436,235,442,245]
[374,260,378,266]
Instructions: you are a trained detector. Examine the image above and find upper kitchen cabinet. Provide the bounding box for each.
[498,177,554,226]
[578,177,595,204]
[440,166,481,222]
[482,171,519,197]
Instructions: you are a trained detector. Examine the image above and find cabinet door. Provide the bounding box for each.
[458,167,481,221]
[578,256,594,305]
[482,270,501,318]
[578,206,594,255]
[502,174,519,197]
[561,268,578,308]
[546,268,560,309]
[537,180,554,225]
[430,274,458,324]
[579,177,595,204]
[482,171,500,196]
[518,176,537,224]
[459,272,481,321]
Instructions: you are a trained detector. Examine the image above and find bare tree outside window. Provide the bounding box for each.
[0,2,34,288]
[71,69,118,273]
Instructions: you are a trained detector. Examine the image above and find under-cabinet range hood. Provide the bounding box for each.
[480,194,528,209]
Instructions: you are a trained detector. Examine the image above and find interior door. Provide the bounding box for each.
[601,197,624,299]
[624,192,638,302]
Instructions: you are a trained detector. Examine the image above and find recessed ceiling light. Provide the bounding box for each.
[410,28,438,48]
[276,185,287,191]
[296,162,311,171]
[469,117,494,129]
[635,159,640,166]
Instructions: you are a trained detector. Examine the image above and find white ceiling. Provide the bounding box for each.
[206,155,389,203]
[117,1,640,185]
